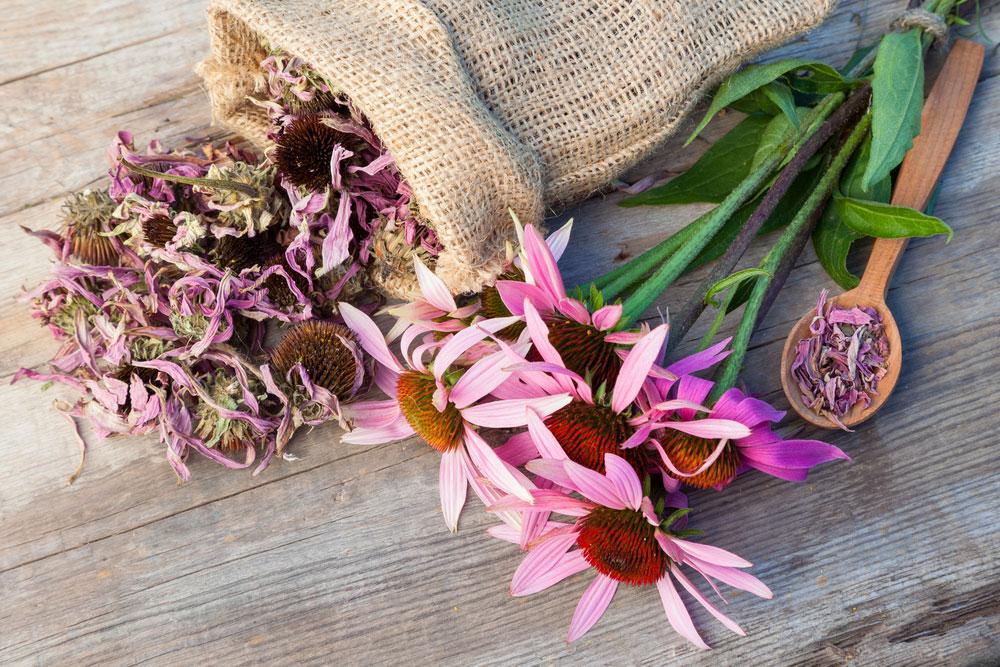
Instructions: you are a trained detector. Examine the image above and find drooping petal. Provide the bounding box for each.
[567,575,619,643]
[562,459,628,509]
[671,539,753,568]
[340,417,415,445]
[525,458,575,488]
[673,375,715,421]
[657,418,751,440]
[510,530,578,596]
[450,350,515,409]
[413,256,457,312]
[670,564,746,637]
[739,440,851,471]
[666,337,732,377]
[617,422,653,450]
[487,489,596,516]
[496,280,557,317]
[612,324,668,414]
[687,558,774,599]
[487,521,570,544]
[460,393,572,429]
[712,388,785,427]
[545,218,574,261]
[557,297,591,325]
[339,302,401,372]
[525,408,568,460]
[463,425,533,503]
[496,431,540,467]
[602,453,643,510]
[656,574,712,650]
[523,223,567,302]
[517,550,591,597]
[440,448,467,532]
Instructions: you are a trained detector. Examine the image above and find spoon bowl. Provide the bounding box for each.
[780,39,984,429]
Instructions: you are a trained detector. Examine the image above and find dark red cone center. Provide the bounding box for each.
[577,506,667,586]
[546,318,621,391]
[545,401,647,476]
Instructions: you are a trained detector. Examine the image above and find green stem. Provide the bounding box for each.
[697,288,737,352]
[118,158,260,198]
[708,112,873,401]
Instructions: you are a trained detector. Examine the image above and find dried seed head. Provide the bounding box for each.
[546,318,622,391]
[577,506,667,586]
[194,371,262,453]
[396,370,464,452]
[367,218,437,289]
[270,320,363,399]
[658,430,741,489]
[262,254,310,309]
[61,190,120,266]
[141,214,178,247]
[273,115,355,191]
[545,401,647,475]
[214,233,275,273]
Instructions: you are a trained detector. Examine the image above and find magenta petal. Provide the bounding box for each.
[688,558,773,599]
[496,280,557,317]
[526,458,575,488]
[339,302,401,372]
[567,575,618,642]
[712,388,785,426]
[673,375,715,421]
[510,530,577,595]
[671,538,753,568]
[464,425,533,502]
[739,439,851,470]
[591,304,623,332]
[496,431,540,467]
[523,223,567,303]
[440,448,467,532]
[666,337,732,377]
[656,574,712,650]
[518,549,591,597]
[557,297,591,325]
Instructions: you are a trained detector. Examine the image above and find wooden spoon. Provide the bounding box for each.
[780,39,985,430]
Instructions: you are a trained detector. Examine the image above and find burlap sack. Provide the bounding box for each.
[198,0,836,296]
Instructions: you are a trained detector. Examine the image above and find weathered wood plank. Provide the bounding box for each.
[1,0,998,664]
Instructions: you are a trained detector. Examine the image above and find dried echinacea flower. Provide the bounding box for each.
[61,190,120,266]
[270,320,364,399]
[214,233,276,273]
[790,289,890,430]
[262,254,310,309]
[141,213,178,248]
[194,369,266,453]
[273,115,356,192]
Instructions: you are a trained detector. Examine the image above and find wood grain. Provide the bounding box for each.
[1,1,998,665]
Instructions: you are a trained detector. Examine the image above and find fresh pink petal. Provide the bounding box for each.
[652,399,713,414]
[672,539,753,568]
[658,418,751,440]
[460,393,571,429]
[558,297,591,325]
[602,453,643,510]
[591,303,623,331]
[510,530,578,595]
[526,408,568,460]
[652,438,730,480]
[666,337,732,377]
[656,531,685,563]
[739,440,851,470]
[496,431,540,467]
[673,375,715,421]
[525,458,575,488]
[487,521,569,544]
[687,558,773,599]
[712,388,785,426]
[342,400,400,429]
[496,280,557,317]
[450,350,515,409]
[562,459,627,509]
[516,550,590,597]
[567,574,618,642]
[743,460,809,482]
[339,302,401,372]
[611,324,668,414]
[440,448,467,532]
[413,256,457,312]
[464,425,533,503]
[433,316,522,378]
[603,330,644,344]
[340,416,415,445]
[523,224,567,302]
[545,218,574,261]
[520,300,576,396]
[640,497,659,526]
[657,574,711,650]
[487,489,596,516]
[670,564,746,637]
[618,422,652,450]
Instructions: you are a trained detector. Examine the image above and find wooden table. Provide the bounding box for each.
[2,2,998,664]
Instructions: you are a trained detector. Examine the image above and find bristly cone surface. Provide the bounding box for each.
[214,234,275,273]
[479,267,527,339]
[396,371,463,452]
[545,401,647,475]
[141,214,178,248]
[577,506,667,586]
[270,320,360,398]
[273,115,356,191]
[659,430,742,489]
[262,254,309,308]
[61,190,120,266]
[546,318,621,391]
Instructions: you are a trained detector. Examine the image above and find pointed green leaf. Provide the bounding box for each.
[786,63,854,94]
[685,58,836,145]
[841,136,892,203]
[759,81,800,127]
[621,114,770,207]
[752,107,812,170]
[812,203,863,290]
[835,196,952,241]
[862,29,924,190]
[705,269,772,307]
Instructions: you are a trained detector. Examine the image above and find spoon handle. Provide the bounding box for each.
[856,39,985,303]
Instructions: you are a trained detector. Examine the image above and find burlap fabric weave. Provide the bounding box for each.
[198,0,836,296]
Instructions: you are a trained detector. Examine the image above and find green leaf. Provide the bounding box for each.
[705,269,772,307]
[862,29,925,190]
[660,507,692,529]
[725,276,758,313]
[752,107,812,170]
[786,63,854,95]
[728,94,765,114]
[834,196,953,240]
[812,203,863,290]
[840,43,877,76]
[621,114,770,207]
[841,136,892,203]
[685,58,837,145]
[761,81,800,128]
